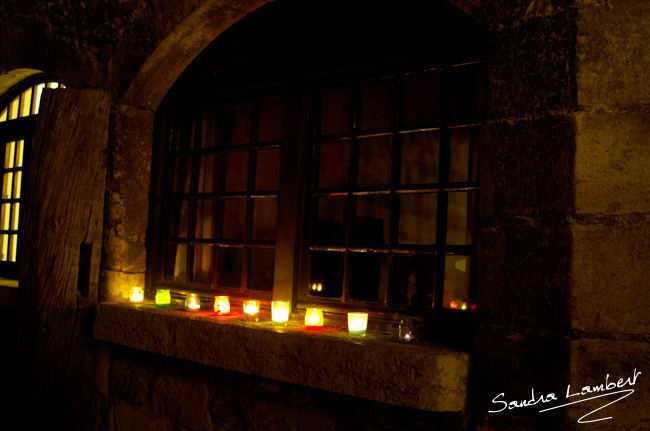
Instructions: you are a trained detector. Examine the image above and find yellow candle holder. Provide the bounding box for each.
[243,299,260,321]
[214,296,230,314]
[347,312,368,336]
[155,289,171,307]
[130,286,144,303]
[272,301,290,324]
[305,307,323,330]
[185,293,201,311]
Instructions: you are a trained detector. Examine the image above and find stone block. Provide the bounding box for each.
[114,401,174,431]
[488,10,577,119]
[576,0,650,108]
[480,114,575,218]
[567,338,649,430]
[110,347,153,406]
[575,110,650,215]
[474,327,570,428]
[571,217,650,334]
[477,222,571,331]
[151,366,211,431]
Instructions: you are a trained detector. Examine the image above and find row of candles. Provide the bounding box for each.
[130,287,369,336]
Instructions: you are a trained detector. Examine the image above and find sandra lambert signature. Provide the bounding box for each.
[488,369,641,424]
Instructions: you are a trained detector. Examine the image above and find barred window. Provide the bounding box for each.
[0,72,63,279]
[150,0,485,339]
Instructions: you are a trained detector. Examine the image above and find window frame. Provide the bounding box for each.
[150,58,483,343]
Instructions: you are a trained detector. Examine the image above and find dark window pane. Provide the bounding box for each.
[225,151,249,192]
[318,141,349,189]
[192,245,213,283]
[321,84,353,135]
[352,195,389,246]
[358,136,392,186]
[390,254,434,307]
[168,199,190,238]
[173,157,192,193]
[404,71,441,126]
[171,115,195,151]
[309,251,343,298]
[248,248,274,291]
[255,148,281,191]
[198,154,219,193]
[195,199,216,239]
[349,253,387,302]
[450,65,482,124]
[222,198,246,240]
[447,191,475,245]
[360,79,394,131]
[258,97,283,142]
[401,132,439,184]
[216,247,242,289]
[224,103,251,145]
[443,255,471,308]
[252,198,277,241]
[201,109,220,147]
[164,243,187,282]
[312,196,345,245]
[449,129,471,182]
[398,193,437,244]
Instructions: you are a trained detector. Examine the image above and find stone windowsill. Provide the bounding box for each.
[93,302,470,413]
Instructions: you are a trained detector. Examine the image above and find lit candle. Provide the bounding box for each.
[185,293,201,311]
[272,301,290,324]
[347,312,368,336]
[155,289,171,307]
[243,300,260,321]
[130,286,144,303]
[304,307,323,330]
[214,296,230,314]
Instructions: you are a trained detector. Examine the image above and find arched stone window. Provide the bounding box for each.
[0,69,63,280]
[150,0,484,339]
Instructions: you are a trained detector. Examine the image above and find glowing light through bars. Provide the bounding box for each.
[185,293,201,311]
[272,301,290,324]
[155,289,171,307]
[214,296,230,314]
[130,286,144,303]
[347,312,368,336]
[305,308,323,330]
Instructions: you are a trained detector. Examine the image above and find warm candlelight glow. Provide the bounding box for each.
[310,282,323,292]
[243,300,260,320]
[185,293,201,311]
[155,289,171,307]
[347,312,368,336]
[130,286,144,303]
[272,301,290,324]
[305,307,323,330]
[214,296,230,314]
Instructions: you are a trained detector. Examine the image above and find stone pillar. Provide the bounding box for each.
[100,104,154,302]
[570,1,650,428]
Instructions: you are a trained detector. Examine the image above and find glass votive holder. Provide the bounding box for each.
[155,289,171,307]
[130,286,144,303]
[272,301,290,324]
[347,312,368,336]
[243,300,260,321]
[214,296,230,314]
[185,293,201,311]
[304,307,323,330]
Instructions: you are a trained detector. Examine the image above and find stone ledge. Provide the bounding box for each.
[94,302,470,413]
